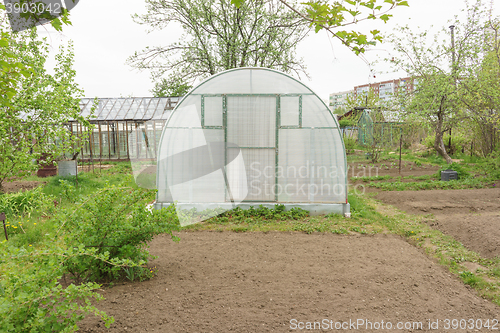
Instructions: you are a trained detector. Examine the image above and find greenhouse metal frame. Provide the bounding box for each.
[154,68,350,223]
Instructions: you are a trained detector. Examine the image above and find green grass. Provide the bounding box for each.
[367,178,495,191]
[350,175,394,182]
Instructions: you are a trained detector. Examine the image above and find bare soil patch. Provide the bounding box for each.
[78,232,499,332]
[375,189,500,258]
[348,161,441,193]
[348,160,441,179]
[1,181,44,193]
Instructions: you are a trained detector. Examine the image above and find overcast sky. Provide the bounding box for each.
[35,0,499,101]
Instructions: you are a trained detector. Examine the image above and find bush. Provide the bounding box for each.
[484,151,500,179]
[344,137,357,154]
[0,242,113,332]
[439,162,470,180]
[423,133,470,155]
[0,187,55,219]
[61,186,180,282]
[339,118,356,128]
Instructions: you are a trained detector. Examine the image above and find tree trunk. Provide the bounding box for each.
[434,130,453,164]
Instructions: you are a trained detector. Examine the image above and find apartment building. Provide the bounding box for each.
[329,90,354,112]
[354,77,415,101]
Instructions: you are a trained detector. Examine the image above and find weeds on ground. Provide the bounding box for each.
[367,178,495,191]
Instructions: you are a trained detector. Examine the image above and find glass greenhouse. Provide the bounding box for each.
[357,109,403,147]
[65,97,180,160]
[154,68,349,225]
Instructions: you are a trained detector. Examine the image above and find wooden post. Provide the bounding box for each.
[125,121,130,160]
[399,134,402,176]
[1,212,7,241]
[107,122,111,159]
[98,123,103,160]
[153,120,157,160]
[116,121,120,159]
[135,122,139,159]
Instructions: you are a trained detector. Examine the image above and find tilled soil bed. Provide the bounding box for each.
[375,188,500,258]
[78,232,499,332]
[1,181,44,193]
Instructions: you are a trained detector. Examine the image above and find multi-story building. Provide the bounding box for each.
[329,90,353,113]
[353,77,415,102]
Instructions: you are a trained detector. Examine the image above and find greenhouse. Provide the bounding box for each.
[154,68,349,225]
[65,97,180,160]
[357,109,403,147]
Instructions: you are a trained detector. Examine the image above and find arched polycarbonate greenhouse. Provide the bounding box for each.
[154,68,349,225]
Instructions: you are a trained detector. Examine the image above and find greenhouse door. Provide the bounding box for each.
[226,96,277,202]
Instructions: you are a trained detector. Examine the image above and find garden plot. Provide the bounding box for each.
[78,232,499,332]
[349,161,441,193]
[349,161,440,179]
[376,189,500,258]
[1,180,44,193]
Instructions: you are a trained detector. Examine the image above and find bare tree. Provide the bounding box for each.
[128,0,310,89]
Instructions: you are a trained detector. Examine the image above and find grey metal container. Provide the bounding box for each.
[441,169,458,181]
[58,160,78,177]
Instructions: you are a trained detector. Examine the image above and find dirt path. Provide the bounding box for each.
[375,189,500,258]
[78,232,499,332]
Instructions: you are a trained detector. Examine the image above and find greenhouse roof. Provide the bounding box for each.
[76,97,181,121]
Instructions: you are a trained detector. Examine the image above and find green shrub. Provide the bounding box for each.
[339,118,356,128]
[423,133,470,155]
[344,137,357,154]
[0,187,55,219]
[212,205,309,223]
[0,242,113,332]
[484,151,500,179]
[61,186,180,282]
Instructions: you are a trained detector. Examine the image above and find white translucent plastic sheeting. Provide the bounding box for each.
[301,95,337,128]
[280,96,300,126]
[191,68,309,95]
[227,96,276,147]
[203,96,223,127]
[129,121,157,190]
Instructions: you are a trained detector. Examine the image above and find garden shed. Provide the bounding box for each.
[357,109,403,147]
[154,68,349,225]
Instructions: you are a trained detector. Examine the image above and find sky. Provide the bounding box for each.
[34,0,499,102]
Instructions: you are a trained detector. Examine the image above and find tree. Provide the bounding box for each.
[151,74,192,97]
[128,0,310,87]
[460,18,500,156]
[232,0,409,55]
[388,1,491,164]
[0,29,90,192]
[1,1,73,107]
[346,88,381,110]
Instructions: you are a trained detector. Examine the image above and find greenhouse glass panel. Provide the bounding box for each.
[115,99,131,120]
[144,98,159,120]
[153,68,348,225]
